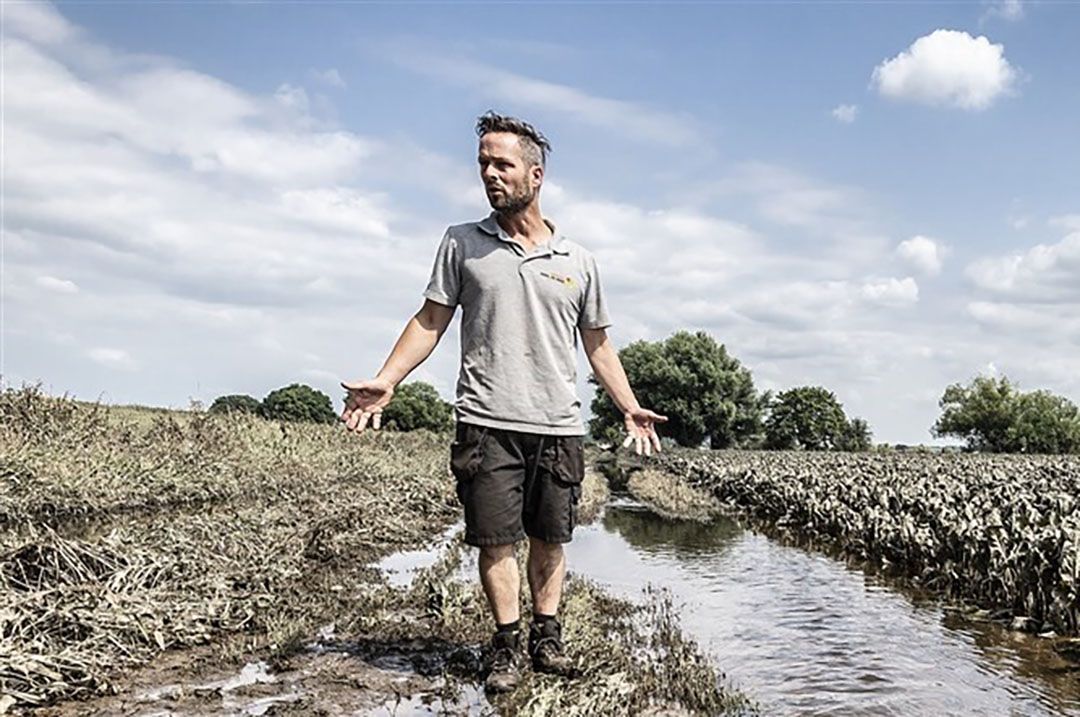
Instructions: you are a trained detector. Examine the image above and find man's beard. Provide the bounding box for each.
[488,185,536,214]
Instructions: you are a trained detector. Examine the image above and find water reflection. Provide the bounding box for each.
[601,501,742,557]
[569,504,1080,717]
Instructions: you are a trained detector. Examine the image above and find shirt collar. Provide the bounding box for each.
[478,213,571,255]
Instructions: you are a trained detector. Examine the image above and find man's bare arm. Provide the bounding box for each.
[580,327,639,414]
[376,299,457,386]
[341,299,455,433]
[580,327,668,454]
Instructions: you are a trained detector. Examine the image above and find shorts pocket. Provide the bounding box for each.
[542,437,584,508]
[555,437,585,486]
[450,423,487,485]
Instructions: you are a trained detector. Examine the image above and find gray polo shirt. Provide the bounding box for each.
[423,213,611,436]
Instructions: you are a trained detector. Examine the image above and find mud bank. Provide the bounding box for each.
[29,494,752,717]
[3,391,747,715]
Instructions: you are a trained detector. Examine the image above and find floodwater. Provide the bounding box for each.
[557,500,1080,717]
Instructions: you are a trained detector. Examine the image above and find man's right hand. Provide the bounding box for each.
[341,377,395,434]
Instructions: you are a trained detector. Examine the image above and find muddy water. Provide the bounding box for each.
[554,501,1080,717]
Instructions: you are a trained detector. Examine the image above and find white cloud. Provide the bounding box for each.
[966,224,1080,301]
[274,83,310,113]
[983,0,1025,22]
[1050,214,1080,232]
[2,0,77,45]
[964,219,1080,358]
[87,347,138,371]
[389,51,699,146]
[727,275,918,332]
[831,104,858,123]
[860,277,919,306]
[35,276,79,293]
[872,30,1019,110]
[309,67,346,88]
[896,236,947,275]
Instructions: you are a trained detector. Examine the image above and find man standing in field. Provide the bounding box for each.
[341,112,667,693]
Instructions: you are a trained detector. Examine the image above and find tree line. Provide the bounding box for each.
[209,382,453,432]
[209,330,1080,454]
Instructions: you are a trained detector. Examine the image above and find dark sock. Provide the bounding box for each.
[496,620,520,634]
[532,612,557,627]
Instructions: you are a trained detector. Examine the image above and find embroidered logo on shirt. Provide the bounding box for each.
[539,271,576,288]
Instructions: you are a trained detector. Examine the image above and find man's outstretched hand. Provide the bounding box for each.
[621,407,669,456]
[341,377,394,434]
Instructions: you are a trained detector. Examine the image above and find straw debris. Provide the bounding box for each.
[0,386,751,713]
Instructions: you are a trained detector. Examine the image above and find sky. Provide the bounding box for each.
[3,0,1078,445]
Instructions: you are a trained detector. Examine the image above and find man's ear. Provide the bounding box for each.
[531,163,544,190]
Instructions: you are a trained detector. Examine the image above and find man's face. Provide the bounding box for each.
[478,132,542,213]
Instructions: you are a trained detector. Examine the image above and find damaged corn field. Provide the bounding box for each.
[649,448,1080,639]
[0,387,750,715]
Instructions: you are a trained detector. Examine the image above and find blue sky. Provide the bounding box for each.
[4,0,1079,444]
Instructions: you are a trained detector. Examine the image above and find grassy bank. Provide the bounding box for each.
[0,387,749,714]
[0,386,459,708]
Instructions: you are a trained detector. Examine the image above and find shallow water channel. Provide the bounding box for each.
[552,500,1079,717]
[380,499,1080,715]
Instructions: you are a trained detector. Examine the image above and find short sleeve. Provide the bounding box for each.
[578,254,612,330]
[423,230,460,307]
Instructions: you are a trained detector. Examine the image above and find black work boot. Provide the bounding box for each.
[528,617,575,676]
[483,628,523,694]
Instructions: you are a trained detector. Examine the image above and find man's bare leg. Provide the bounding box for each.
[526,537,574,675]
[479,543,524,693]
[527,537,565,614]
[479,543,520,624]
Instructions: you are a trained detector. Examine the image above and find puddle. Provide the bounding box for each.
[79,639,491,717]
[364,684,490,716]
[375,521,464,588]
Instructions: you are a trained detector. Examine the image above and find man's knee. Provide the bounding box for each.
[480,543,516,564]
[528,537,564,562]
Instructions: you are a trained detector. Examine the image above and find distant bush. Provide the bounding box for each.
[208,394,261,416]
[380,381,453,432]
[260,384,336,424]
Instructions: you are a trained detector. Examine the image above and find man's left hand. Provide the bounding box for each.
[621,407,668,456]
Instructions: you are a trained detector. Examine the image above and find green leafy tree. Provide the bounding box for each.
[209,394,261,416]
[934,376,1080,453]
[932,376,1020,452]
[764,386,853,450]
[588,331,767,448]
[836,416,874,452]
[1006,390,1080,454]
[260,383,336,424]
[379,381,454,432]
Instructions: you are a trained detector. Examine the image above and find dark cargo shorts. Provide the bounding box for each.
[450,422,585,547]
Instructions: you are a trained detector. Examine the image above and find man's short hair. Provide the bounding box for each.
[475,111,552,168]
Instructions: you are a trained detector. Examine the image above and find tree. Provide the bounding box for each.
[932,375,1080,453]
[836,417,874,452]
[379,381,454,432]
[208,394,261,416]
[932,375,1017,452]
[260,383,336,424]
[588,331,767,448]
[764,386,854,450]
[1007,390,1080,454]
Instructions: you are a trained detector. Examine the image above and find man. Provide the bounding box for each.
[341,111,667,693]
